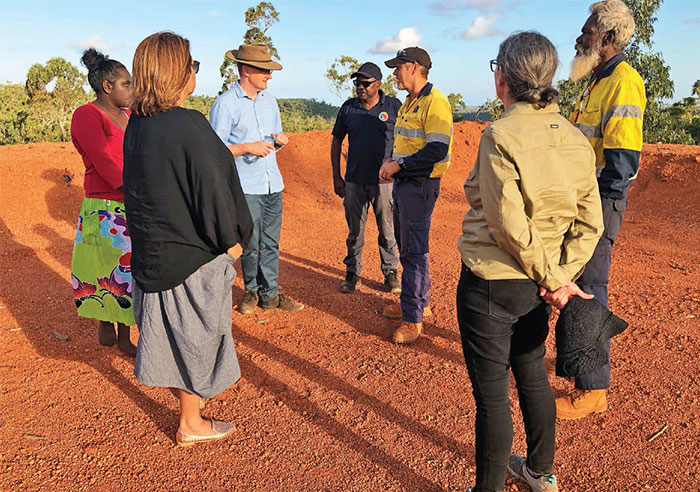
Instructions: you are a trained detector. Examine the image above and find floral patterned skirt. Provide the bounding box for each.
[71,198,135,325]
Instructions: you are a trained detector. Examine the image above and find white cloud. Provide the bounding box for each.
[459,14,502,40]
[369,27,424,54]
[429,0,501,14]
[69,35,112,51]
[208,10,218,18]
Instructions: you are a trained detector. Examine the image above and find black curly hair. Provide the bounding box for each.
[80,48,126,95]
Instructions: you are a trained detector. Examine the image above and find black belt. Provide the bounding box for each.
[394,176,440,184]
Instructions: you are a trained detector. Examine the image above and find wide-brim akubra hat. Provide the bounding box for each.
[225,44,282,71]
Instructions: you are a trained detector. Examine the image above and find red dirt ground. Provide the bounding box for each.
[1,121,699,491]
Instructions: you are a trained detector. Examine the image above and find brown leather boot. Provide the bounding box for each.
[392,322,423,344]
[382,304,432,319]
[555,389,607,420]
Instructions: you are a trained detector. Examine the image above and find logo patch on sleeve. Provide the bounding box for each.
[378,111,389,121]
[550,124,559,129]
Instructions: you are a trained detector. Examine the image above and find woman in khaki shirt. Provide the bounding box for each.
[457,32,603,492]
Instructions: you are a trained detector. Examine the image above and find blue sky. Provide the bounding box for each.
[2,0,698,106]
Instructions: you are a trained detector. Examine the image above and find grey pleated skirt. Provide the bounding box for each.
[132,254,241,399]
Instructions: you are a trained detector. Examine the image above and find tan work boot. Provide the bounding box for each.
[393,322,423,344]
[238,291,258,314]
[382,304,432,319]
[555,389,607,420]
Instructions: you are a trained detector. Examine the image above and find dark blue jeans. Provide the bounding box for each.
[575,197,626,390]
[457,265,555,492]
[392,178,440,323]
[241,192,282,302]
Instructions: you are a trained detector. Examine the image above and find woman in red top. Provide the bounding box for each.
[70,48,137,356]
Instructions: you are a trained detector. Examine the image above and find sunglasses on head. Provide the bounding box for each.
[489,59,498,72]
[353,79,377,88]
[192,60,200,74]
[396,49,417,64]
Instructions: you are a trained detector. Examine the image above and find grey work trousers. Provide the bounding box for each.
[342,181,398,276]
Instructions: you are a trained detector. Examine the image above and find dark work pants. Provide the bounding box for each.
[342,182,398,276]
[457,265,555,492]
[241,192,282,302]
[393,178,440,323]
[575,197,626,390]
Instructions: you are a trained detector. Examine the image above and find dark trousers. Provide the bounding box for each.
[457,265,555,492]
[342,182,398,276]
[393,178,440,323]
[575,197,626,390]
[241,192,282,302]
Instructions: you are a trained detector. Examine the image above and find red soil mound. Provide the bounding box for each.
[1,121,699,491]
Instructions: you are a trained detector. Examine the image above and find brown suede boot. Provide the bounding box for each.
[382,304,432,320]
[392,322,423,344]
[555,389,607,420]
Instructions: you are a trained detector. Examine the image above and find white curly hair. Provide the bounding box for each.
[590,0,635,51]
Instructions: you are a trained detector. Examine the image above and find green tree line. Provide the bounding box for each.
[1,0,697,146]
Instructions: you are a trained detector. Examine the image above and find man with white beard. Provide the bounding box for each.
[555,0,646,420]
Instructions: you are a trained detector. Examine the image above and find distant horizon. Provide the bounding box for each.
[2,0,698,106]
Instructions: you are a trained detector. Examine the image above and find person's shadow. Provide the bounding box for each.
[278,251,465,365]
[0,216,178,439]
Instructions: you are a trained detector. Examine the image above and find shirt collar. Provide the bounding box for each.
[417,82,433,98]
[595,53,624,81]
[501,101,561,118]
[233,81,266,100]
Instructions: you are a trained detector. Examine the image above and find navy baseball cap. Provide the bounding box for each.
[351,62,382,81]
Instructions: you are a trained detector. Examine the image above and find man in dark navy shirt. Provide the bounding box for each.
[331,62,401,293]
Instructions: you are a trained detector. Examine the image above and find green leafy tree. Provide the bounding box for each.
[448,93,466,113]
[477,95,504,121]
[219,2,280,94]
[692,80,700,98]
[25,58,88,142]
[0,84,30,145]
[324,55,397,101]
[184,95,216,120]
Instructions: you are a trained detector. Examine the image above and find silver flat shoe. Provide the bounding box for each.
[175,419,235,447]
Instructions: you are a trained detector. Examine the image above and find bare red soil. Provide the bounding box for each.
[1,121,699,491]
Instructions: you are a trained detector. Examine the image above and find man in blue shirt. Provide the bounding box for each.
[331,62,401,294]
[210,44,303,314]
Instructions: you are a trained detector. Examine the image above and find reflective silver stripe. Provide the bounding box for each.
[574,123,602,139]
[601,104,643,129]
[391,152,451,163]
[425,133,451,144]
[395,126,426,138]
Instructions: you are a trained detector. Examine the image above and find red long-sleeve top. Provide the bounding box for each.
[70,102,130,201]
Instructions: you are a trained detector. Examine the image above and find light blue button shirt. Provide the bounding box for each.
[210,82,284,195]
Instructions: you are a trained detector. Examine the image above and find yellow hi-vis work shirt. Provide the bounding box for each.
[392,83,453,179]
[571,54,646,199]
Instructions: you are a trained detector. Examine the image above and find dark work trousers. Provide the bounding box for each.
[575,197,627,390]
[457,265,555,492]
[393,178,440,323]
[241,192,282,302]
[342,182,398,276]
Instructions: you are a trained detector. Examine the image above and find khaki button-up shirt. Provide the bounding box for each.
[458,102,604,291]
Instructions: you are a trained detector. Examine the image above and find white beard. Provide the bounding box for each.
[570,44,602,82]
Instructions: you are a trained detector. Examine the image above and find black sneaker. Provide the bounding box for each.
[260,294,304,312]
[238,290,258,314]
[339,272,361,293]
[383,270,400,293]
